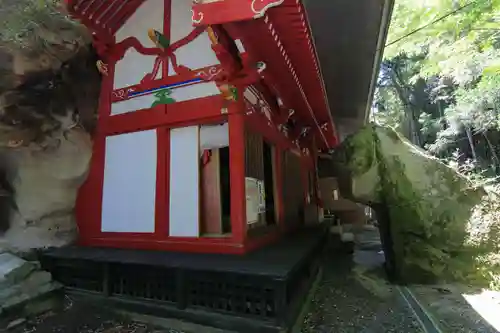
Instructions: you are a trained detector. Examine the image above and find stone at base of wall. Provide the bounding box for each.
[0,252,36,285]
[2,210,78,253]
[0,253,61,318]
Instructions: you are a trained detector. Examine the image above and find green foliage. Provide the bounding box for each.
[377,0,500,175]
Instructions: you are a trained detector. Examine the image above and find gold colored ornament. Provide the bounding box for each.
[96,60,108,76]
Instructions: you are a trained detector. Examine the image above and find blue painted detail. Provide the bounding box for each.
[128,77,204,99]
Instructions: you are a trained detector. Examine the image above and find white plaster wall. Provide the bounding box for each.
[200,123,229,152]
[110,0,221,115]
[170,82,220,102]
[114,0,164,89]
[113,50,160,90]
[169,126,200,237]
[111,94,157,116]
[169,0,219,72]
[101,130,157,233]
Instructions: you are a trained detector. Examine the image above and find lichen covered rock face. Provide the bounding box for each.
[0,0,89,76]
[334,124,500,288]
[0,1,100,253]
[1,128,92,252]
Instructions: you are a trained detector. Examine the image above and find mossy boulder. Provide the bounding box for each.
[334,124,500,287]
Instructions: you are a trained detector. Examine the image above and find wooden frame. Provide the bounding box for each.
[73,0,325,255]
[201,149,223,235]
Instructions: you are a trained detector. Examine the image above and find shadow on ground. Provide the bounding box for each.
[3,226,498,333]
[300,226,499,333]
[3,298,188,333]
[300,229,422,333]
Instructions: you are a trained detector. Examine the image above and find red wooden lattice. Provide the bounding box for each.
[64,0,145,42]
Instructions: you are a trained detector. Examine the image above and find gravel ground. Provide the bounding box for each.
[410,284,499,333]
[300,237,423,333]
[3,298,191,333]
[301,226,500,333]
[5,225,497,333]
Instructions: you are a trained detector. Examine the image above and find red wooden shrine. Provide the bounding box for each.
[67,0,337,255]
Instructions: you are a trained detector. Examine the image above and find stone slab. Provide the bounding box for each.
[0,253,35,286]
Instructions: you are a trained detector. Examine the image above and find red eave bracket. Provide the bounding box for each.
[220,0,338,149]
[64,0,146,44]
[192,0,284,26]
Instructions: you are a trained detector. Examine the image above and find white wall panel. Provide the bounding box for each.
[114,50,160,90]
[169,126,200,237]
[114,0,164,90]
[200,123,229,152]
[101,130,157,233]
[115,0,164,45]
[111,94,157,116]
[169,0,219,72]
[169,82,220,102]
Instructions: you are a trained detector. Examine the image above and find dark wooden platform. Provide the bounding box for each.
[40,226,327,333]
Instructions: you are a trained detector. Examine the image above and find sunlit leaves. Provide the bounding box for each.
[379,0,500,167]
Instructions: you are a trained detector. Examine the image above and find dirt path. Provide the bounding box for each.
[300,226,500,333]
[300,241,423,333]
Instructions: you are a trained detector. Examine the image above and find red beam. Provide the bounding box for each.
[99,96,228,135]
[78,237,246,254]
[111,65,222,103]
[191,0,284,26]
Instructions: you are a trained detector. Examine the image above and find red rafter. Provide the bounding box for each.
[65,0,338,148]
[191,0,285,26]
[225,19,333,149]
[65,0,146,42]
[194,0,337,148]
[269,0,336,145]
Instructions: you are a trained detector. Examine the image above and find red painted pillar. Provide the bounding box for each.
[155,128,169,238]
[76,61,115,242]
[274,147,285,229]
[229,101,246,246]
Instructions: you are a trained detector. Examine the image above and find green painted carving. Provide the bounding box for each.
[229,86,238,101]
[151,89,176,108]
[148,29,170,50]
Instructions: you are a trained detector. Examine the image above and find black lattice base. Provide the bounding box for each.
[41,228,325,332]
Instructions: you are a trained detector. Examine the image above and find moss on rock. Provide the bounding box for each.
[334,124,500,288]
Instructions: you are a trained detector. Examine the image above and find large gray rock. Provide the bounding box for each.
[333,124,500,287]
[0,128,92,252]
[0,1,100,253]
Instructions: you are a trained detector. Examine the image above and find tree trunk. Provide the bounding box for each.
[389,67,422,147]
[483,131,500,171]
[465,126,477,161]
